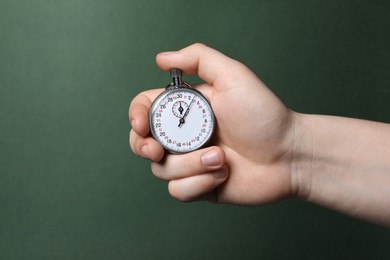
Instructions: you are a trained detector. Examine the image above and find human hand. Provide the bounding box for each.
[129,43,299,205]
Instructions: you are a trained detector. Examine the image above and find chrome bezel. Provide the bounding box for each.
[149,87,215,154]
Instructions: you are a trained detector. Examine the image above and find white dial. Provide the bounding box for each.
[149,88,215,153]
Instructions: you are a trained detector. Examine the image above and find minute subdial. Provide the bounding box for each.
[172,101,189,118]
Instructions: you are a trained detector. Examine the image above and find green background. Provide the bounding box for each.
[1,0,389,259]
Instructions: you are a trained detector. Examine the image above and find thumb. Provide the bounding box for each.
[156,43,253,89]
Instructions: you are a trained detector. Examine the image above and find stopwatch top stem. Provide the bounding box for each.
[170,68,183,87]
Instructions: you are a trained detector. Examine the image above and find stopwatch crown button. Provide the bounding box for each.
[170,68,183,78]
[170,68,183,87]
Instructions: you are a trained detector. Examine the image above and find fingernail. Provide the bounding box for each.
[213,167,228,179]
[141,145,149,158]
[201,149,221,167]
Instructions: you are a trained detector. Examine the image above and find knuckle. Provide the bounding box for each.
[151,163,164,179]
[191,42,207,50]
[168,181,193,202]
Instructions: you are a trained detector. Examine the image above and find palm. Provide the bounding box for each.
[206,74,295,204]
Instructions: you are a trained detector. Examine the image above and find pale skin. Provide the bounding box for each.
[129,43,390,227]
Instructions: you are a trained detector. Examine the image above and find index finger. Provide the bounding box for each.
[129,89,163,137]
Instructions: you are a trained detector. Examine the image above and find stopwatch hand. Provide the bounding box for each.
[178,102,184,115]
[178,96,194,127]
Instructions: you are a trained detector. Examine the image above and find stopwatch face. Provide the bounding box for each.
[149,88,215,153]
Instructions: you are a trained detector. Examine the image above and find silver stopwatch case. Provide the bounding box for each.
[149,69,215,153]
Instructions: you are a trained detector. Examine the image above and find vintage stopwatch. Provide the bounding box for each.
[149,69,215,153]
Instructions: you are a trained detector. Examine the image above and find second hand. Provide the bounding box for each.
[178,95,195,127]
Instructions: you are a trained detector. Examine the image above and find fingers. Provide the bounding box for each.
[151,146,226,180]
[150,146,228,202]
[129,89,165,162]
[168,165,228,202]
[129,129,164,162]
[129,89,164,137]
[156,43,250,88]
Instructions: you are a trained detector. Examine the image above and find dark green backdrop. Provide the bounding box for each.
[0,0,389,259]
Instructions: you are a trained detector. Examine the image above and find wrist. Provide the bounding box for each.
[289,112,316,201]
